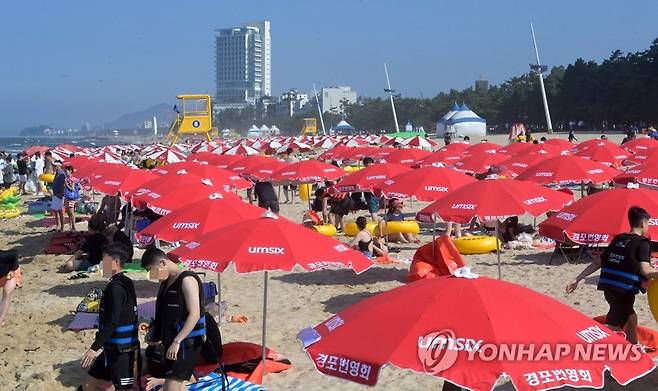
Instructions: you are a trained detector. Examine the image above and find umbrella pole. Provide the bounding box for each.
[261,271,269,370]
[495,220,501,280]
[216,272,222,321]
[431,218,436,259]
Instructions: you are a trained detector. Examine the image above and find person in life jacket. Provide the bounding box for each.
[80,243,140,391]
[141,248,205,391]
[566,206,658,344]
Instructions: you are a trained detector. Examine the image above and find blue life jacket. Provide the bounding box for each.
[597,233,649,294]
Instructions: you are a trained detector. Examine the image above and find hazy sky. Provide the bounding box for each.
[1,0,657,134]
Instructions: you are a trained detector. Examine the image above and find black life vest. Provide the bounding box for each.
[99,273,139,352]
[598,233,649,294]
[156,271,206,346]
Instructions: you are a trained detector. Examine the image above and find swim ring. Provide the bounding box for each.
[453,236,500,255]
[313,224,337,236]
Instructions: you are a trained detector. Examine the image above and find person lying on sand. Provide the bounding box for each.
[566,206,658,344]
[0,249,21,327]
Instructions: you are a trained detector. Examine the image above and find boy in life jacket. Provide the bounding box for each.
[80,243,140,390]
[566,206,658,344]
[141,248,205,391]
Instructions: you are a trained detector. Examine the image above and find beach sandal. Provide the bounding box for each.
[68,272,89,280]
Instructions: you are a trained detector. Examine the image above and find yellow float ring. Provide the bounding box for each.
[313,223,337,236]
[453,236,500,255]
[344,221,378,237]
[375,220,420,236]
[0,208,20,219]
[39,173,55,183]
[344,166,362,173]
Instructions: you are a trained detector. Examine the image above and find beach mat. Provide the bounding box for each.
[68,300,157,331]
[188,372,265,391]
[123,261,146,273]
[41,215,91,227]
[44,232,85,255]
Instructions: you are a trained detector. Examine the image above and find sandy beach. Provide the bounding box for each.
[2,131,658,390]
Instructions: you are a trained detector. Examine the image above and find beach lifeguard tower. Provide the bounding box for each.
[164,94,218,145]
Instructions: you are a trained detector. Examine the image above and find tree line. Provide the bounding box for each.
[217,38,658,135]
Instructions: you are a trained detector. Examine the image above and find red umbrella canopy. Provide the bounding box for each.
[374,166,476,202]
[497,142,536,156]
[190,153,244,168]
[151,162,252,190]
[23,145,51,156]
[301,275,655,390]
[498,151,556,177]
[440,143,470,153]
[335,163,412,192]
[574,141,630,166]
[135,192,264,244]
[463,142,503,156]
[317,145,349,161]
[414,149,463,168]
[452,152,509,174]
[225,155,282,175]
[245,160,290,181]
[89,166,158,196]
[127,170,217,200]
[133,181,238,216]
[382,148,432,166]
[538,186,658,244]
[543,137,574,150]
[614,163,658,188]
[169,213,372,273]
[516,155,620,185]
[270,160,347,183]
[416,179,574,224]
[624,148,658,166]
[622,137,658,154]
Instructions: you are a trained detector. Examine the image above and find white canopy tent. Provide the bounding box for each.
[436,103,486,138]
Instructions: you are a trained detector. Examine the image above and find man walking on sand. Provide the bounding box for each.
[566,206,658,344]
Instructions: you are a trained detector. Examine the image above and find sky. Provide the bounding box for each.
[1,0,657,134]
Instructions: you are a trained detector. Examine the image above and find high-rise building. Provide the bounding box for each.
[320,86,357,114]
[215,20,271,108]
[475,76,489,93]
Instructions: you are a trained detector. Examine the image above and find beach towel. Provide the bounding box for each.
[44,231,86,254]
[188,372,265,391]
[68,300,158,331]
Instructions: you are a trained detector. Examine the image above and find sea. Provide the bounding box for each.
[0,136,146,154]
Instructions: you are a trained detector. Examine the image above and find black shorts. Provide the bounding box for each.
[604,290,636,328]
[164,338,204,381]
[88,349,140,390]
[258,200,280,214]
[330,198,352,217]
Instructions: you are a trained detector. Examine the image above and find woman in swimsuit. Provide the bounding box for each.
[349,216,386,258]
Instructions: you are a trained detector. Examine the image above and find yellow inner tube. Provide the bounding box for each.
[375,220,420,236]
[0,188,16,201]
[344,221,378,237]
[313,223,337,236]
[39,173,55,183]
[648,280,658,324]
[453,236,500,255]
[0,208,20,219]
[343,166,362,173]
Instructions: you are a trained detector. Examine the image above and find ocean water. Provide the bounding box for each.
[0,136,124,154]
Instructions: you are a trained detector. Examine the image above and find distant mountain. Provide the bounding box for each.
[103,103,175,130]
